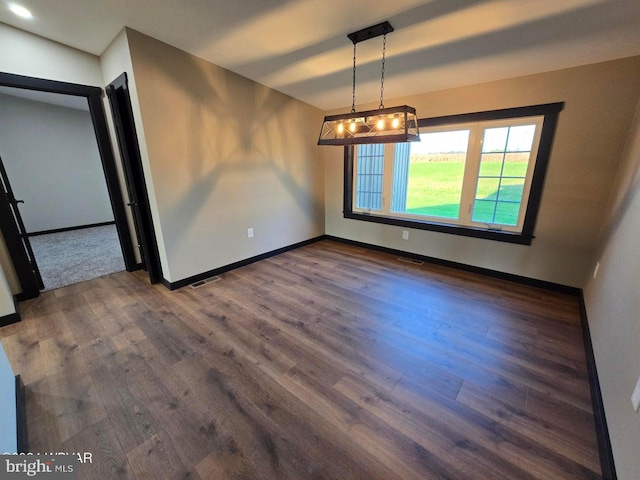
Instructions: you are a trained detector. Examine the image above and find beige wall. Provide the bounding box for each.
[0,259,15,318]
[0,231,19,295]
[324,56,640,287]
[126,30,325,283]
[583,96,640,480]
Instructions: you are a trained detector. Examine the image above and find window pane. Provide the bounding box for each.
[495,201,520,226]
[391,143,411,212]
[504,153,529,177]
[500,179,525,201]
[506,125,536,152]
[472,124,536,226]
[396,130,469,219]
[475,178,500,201]
[471,200,496,223]
[482,127,508,153]
[478,153,504,176]
[355,144,385,210]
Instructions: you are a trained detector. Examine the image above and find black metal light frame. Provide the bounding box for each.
[318,21,420,146]
[318,105,419,145]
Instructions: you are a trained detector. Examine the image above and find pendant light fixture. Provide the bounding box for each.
[318,21,420,146]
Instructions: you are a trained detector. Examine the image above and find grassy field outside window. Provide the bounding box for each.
[405,152,529,225]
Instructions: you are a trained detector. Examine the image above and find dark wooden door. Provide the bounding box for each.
[0,153,43,299]
[106,73,162,284]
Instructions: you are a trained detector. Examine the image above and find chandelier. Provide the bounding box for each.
[318,21,420,146]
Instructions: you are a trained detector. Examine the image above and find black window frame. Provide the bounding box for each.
[343,102,564,245]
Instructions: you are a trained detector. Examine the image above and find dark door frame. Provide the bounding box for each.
[0,154,43,299]
[0,71,138,298]
[106,73,163,284]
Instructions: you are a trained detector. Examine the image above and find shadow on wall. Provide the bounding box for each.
[129,30,324,257]
[593,111,640,254]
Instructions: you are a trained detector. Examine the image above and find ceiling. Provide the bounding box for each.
[2,0,640,110]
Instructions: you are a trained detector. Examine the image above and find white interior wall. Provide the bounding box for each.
[583,96,640,480]
[0,93,114,233]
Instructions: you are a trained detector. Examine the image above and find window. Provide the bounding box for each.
[355,144,385,211]
[344,103,563,244]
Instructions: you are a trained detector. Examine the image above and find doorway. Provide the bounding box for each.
[106,73,162,284]
[0,72,137,299]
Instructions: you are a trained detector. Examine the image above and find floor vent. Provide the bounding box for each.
[189,276,221,289]
[398,257,424,266]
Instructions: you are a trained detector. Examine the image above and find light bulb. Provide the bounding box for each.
[337,123,344,134]
[349,121,357,133]
[9,3,33,18]
[392,117,400,129]
[377,118,385,130]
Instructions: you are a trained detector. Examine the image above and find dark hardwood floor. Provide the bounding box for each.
[0,240,601,479]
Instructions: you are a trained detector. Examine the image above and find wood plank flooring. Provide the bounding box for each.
[0,240,602,479]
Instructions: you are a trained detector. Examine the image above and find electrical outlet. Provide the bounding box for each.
[632,376,640,412]
[402,230,409,240]
[593,261,600,279]
[248,228,254,238]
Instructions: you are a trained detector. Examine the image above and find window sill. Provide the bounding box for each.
[344,211,533,245]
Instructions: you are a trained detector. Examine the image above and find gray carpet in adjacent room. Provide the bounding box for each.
[29,224,126,291]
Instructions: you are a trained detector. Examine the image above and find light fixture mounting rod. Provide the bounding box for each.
[347,21,394,45]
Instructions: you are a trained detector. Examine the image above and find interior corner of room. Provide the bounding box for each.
[1,3,640,478]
